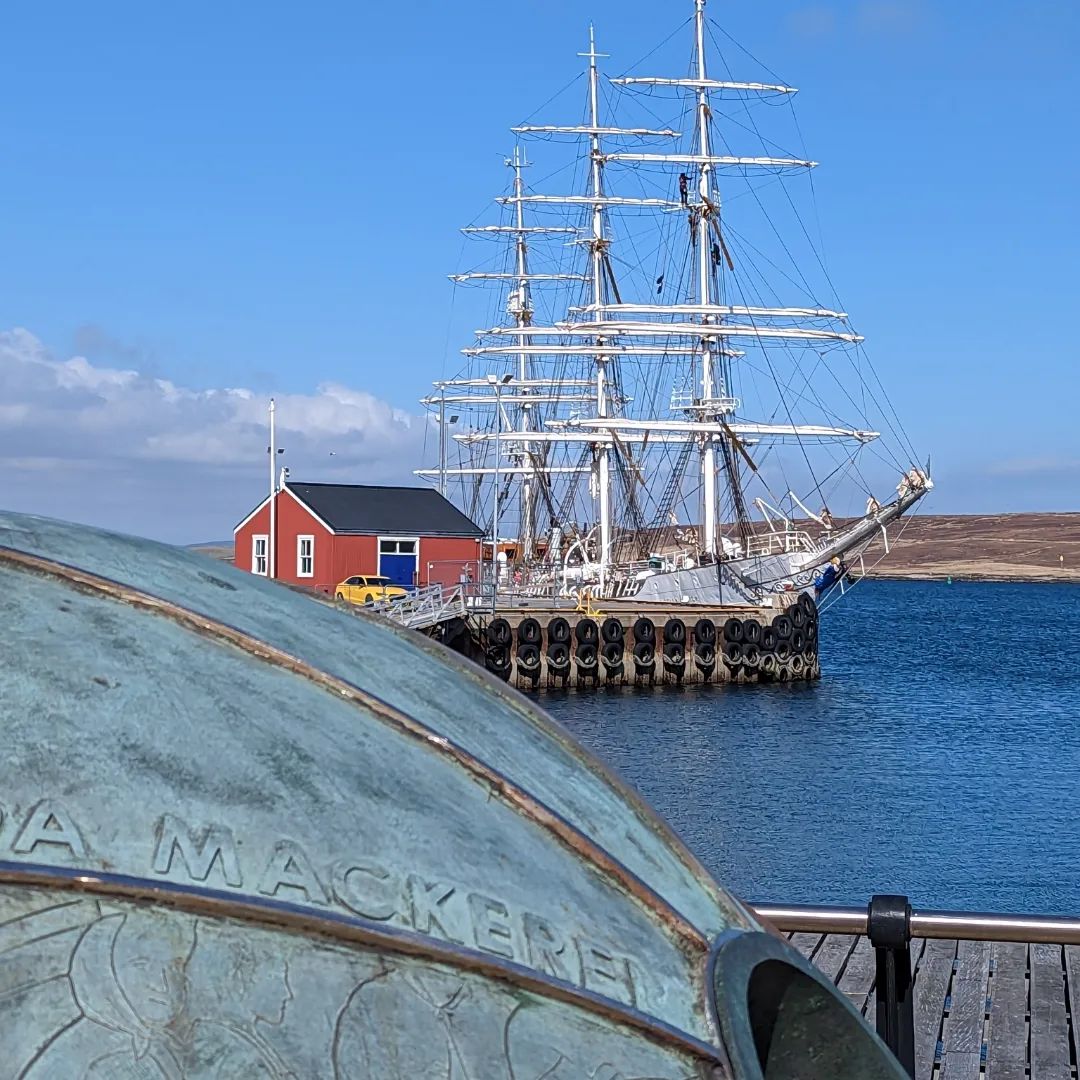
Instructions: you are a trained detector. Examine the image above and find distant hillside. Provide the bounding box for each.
[861,512,1080,582]
[185,514,1080,582]
[189,543,234,564]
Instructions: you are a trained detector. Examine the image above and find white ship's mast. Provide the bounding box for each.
[694,0,718,558]
[509,147,537,561]
[584,26,612,591]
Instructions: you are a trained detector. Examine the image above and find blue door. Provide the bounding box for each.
[378,538,418,589]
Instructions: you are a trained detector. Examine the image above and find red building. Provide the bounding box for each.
[234,482,483,592]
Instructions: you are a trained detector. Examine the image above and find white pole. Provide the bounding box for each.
[695,0,718,559]
[438,386,447,497]
[268,397,276,580]
[585,26,612,594]
[492,381,501,612]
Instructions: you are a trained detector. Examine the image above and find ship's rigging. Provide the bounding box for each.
[418,0,930,603]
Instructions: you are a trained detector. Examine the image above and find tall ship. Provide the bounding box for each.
[418,0,931,607]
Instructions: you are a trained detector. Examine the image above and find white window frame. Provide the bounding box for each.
[296,534,315,579]
[252,534,268,576]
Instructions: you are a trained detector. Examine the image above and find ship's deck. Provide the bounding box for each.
[800,930,1076,1079]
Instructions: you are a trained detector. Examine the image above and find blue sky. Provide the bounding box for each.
[0,0,1077,541]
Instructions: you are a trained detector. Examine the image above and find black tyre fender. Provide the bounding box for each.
[742,618,762,646]
[633,616,656,644]
[790,653,807,679]
[723,617,744,644]
[760,653,778,679]
[547,617,571,645]
[547,641,570,668]
[790,628,806,654]
[575,618,598,645]
[776,640,792,663]
[722,640,742,666]
[517,642,541,668]
[773,613,793,641]
[760,626,778,652]
[663,618,686,645]
[632,641,655,664]
[601,617,624,644]
[602,640,624,666]
[694,618,716,645]
[488,617,513,648]
[695,642,716,666]
[518,617,542,646]
[576,641,598,668]
[790,604,807,630]
[741,643,761,669]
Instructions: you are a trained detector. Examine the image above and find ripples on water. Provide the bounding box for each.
[543,580,1080,914]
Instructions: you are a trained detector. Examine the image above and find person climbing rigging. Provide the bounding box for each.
[678,172,689,206]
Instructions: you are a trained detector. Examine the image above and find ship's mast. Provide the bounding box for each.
[584,25,612,591]
[509,147,537,561]
[694,0,719,559]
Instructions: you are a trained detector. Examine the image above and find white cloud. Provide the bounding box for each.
[0,328,433,543]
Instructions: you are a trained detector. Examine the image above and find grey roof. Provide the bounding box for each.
[287,482,484,538]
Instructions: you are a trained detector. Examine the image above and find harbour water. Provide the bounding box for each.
[545,579,1080,915]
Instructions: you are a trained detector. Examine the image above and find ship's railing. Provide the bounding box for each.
[752,896,1080,1078]
[742,529,818,557]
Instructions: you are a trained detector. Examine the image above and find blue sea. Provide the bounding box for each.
[543,580,1080,916]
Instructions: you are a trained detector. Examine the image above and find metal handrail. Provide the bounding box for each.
[753,902,1080,946]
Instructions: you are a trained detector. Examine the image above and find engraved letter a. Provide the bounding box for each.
[152,814,242,888]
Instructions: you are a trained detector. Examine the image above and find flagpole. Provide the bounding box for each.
[268,398,276,580]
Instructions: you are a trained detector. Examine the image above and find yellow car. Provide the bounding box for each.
[335,575,407,604]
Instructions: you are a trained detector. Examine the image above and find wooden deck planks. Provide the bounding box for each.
[804,932,1077,1078]
[1029,942,1071,1080]
[913,938,957,1080]
[938,939,990,1080]
[987,942,1029,1074]
[836,934,877,1015]
[811,932,857,982]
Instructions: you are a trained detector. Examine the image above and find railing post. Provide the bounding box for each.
[868,894,915,1077]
